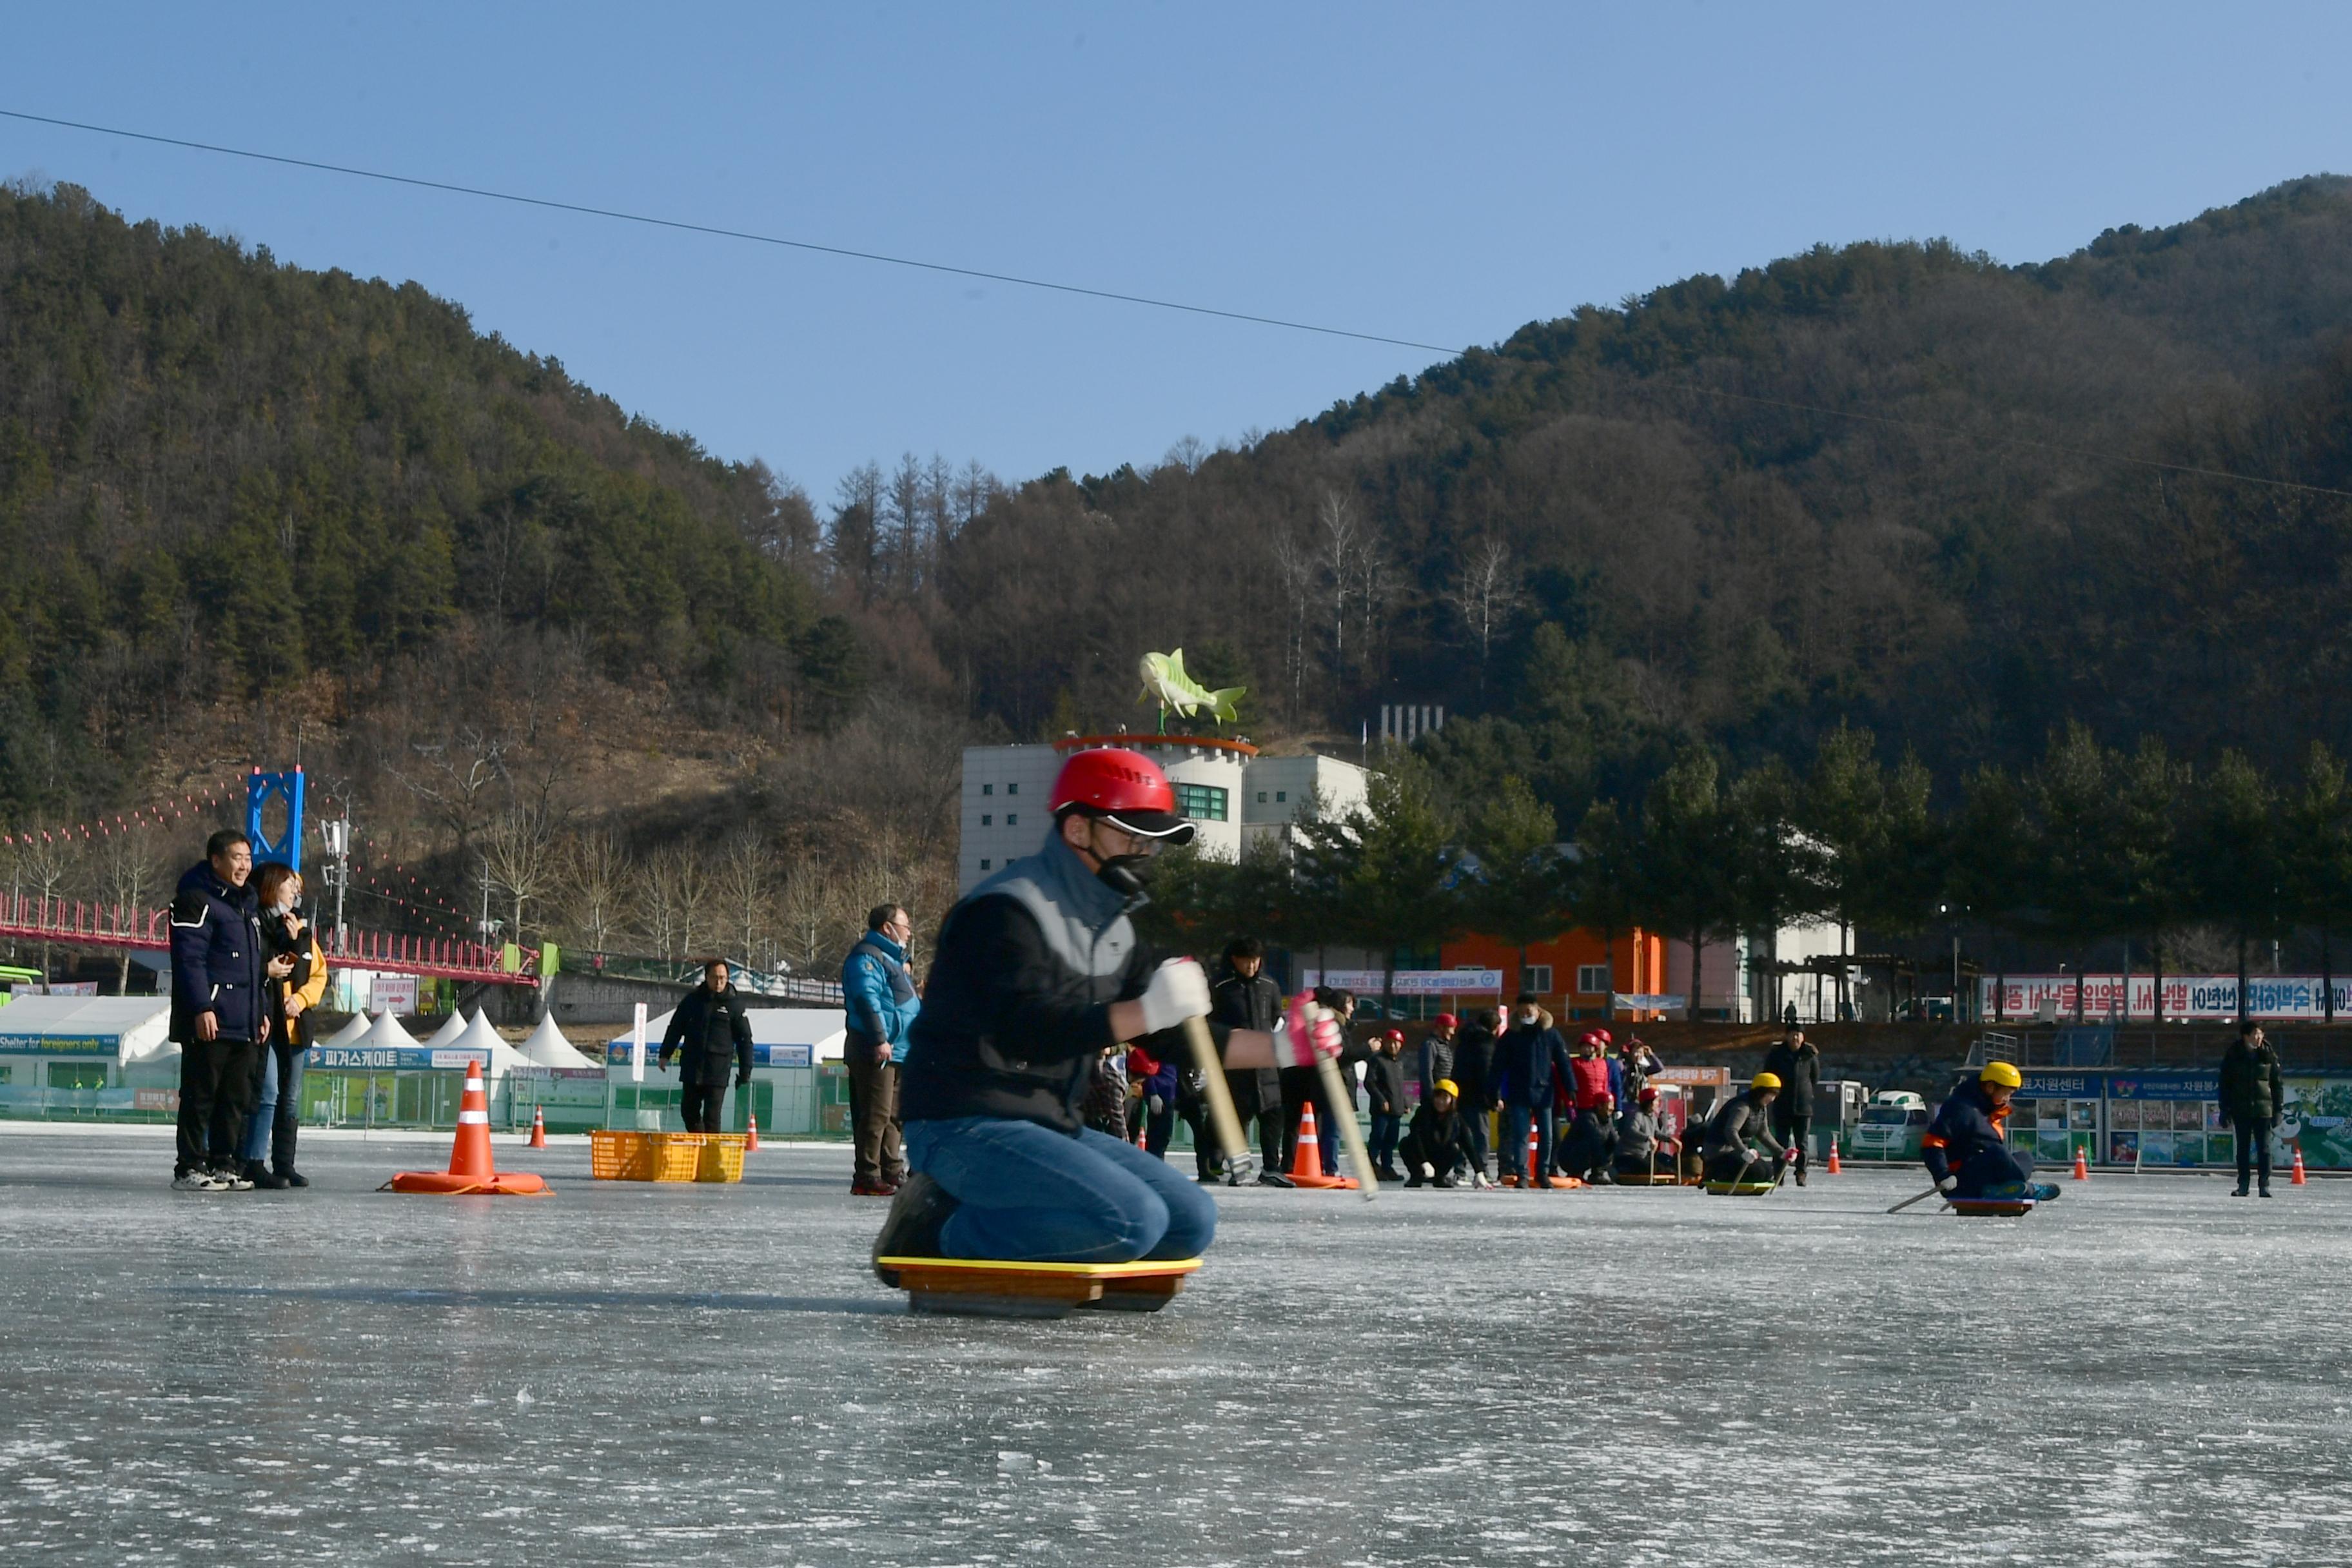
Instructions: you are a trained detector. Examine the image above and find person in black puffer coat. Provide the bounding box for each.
[168,830,271,1190]
[1759,1028,1821,1184]
[660,959,754,1132]
[1447,1009,1501,1179]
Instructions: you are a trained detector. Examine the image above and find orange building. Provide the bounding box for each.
[1439,928,1669,1022]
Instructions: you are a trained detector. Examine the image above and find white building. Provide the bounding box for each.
[960,737,1372,893]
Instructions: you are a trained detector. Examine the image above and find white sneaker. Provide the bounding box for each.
[210,1167,255,1191]
[172,1171,223,1191]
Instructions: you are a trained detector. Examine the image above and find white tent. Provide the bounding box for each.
[319,1011,374,1048]
[516,1012,596,1070]
[359,1009,420,1051]
[0,995,175,1064]
[446,1010,532,1077]
[419,1010,469,1049]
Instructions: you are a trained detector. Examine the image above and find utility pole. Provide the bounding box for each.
[320,813,352,956]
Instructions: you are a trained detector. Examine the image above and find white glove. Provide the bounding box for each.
[1418,1162,1435,1179]
[1147,1095,1166,1117]
[1138,958,1211,1035]
[1472,1171,1495,1190]
[1936,1175,1958,1193]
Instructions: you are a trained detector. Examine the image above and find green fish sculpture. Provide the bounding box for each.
[1139,649,1244,730]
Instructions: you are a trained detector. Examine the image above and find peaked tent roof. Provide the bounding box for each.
[516,1012,596,1069]
[359,1009,420,1051]
[419,1010,469,1048]
[320,1011,374,1048]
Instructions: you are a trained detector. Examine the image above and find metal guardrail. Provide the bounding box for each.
[0,895,533,985]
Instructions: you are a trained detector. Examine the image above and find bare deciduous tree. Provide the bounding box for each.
[555,830,631,954]
[1449,537,1524,691]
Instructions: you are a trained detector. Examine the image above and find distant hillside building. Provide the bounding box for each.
[959,736,1371,892]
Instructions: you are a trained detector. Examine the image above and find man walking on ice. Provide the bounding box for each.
[874,747,1339,1279]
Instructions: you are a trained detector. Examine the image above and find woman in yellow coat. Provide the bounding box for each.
[240,861,329,1189]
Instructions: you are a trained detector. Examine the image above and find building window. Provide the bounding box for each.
[1576,964,1610,995]
[1006,783,1018,795]
[1524,964,1554,994]
[1172,783,1228,822]
[979,859,991,871]
[981,814,992,826]
[1006,814,1017,827]
[1275,790,1287,803]
[983,783,993,796]
[1257,791,1268,803]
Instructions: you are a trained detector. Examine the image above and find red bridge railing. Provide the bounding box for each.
[0,896,536,985]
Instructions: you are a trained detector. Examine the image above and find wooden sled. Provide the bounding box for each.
[1703,1179,1777,1196]
[877,1256,1202,1319]
[1946,1196,2037,1218]
[1611,1168,1698,1186]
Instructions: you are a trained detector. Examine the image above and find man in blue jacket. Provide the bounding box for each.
[169,830,273,1191]
[1490,997,1573,1188]
[842,904,921,1196]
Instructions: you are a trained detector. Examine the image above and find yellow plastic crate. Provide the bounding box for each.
[589,1130,745,1183]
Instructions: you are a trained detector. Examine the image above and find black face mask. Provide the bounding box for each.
[1095,854,1153,898]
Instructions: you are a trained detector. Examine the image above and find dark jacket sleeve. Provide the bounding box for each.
[660,995,692,1061]
[734,999,754,1079]
[956,896,1122,1066]
[168,885,215,1023]
[2268,1055,2282,1123]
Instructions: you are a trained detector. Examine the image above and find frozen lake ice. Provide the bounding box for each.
[3,1128,2346,1565]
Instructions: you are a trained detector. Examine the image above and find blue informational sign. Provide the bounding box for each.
[2019,1072,2099,1097]
[0,1034,118,1056]
[2107,1072,2222,1101]
[600,1042,814,1068]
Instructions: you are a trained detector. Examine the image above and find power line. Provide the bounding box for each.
[0,106,1474,358]
[6,105,2344,504]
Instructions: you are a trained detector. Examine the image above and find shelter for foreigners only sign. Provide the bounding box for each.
[1300,970,1502,995]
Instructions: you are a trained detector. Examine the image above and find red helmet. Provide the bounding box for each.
[1432,1012,1459,1029]
[1384,1028,1405,1043]
[1591,1026,1614,1046]
[1049,747,1196,844]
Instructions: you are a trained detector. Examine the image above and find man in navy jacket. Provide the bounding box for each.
[170,830,273,1190]
[1490,998,1573,1188]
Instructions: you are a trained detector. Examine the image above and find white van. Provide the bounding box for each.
[1847,1090,1928,1161]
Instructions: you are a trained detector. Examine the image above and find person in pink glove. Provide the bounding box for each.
[875,747,1340,1277]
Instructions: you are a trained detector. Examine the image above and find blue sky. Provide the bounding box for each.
[5,4,2347,503]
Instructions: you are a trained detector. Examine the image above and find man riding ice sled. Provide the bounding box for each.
[873,747,1340,1280]
[1923,1061,2061,1204]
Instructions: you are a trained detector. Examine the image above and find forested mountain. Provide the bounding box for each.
[926,175,2352,816]
[2,173,2349,961]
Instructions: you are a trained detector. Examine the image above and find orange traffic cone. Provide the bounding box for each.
[2072,1147,2090,1181]
[389,1060,549,1196]
[1825,1142,1842,1175]
[1288,1104,1356,1189]
[527,1105,548,1148]
[745,1113,761,1153]
[2291,1144,2308,1186]
[1527,1119,1543,1186]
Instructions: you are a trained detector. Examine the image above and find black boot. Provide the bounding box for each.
[871,1174,960,1286]
[244,1160,288,1190]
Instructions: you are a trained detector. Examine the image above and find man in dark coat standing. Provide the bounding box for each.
[1760,1027,1821,1184]
[2219,1023,2285,1198]
[1490,998,1573,1188]
[1447,1007,1501,1180]
[1211,938,1289,1185]
[660,959,754,1133]
[168,829,272,1190]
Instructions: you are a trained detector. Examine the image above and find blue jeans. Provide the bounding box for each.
[1500,1102,1553,1181]
[904,1118,1219,1264]
[1368,1112,1401,1168]
[241,1041,305,1167]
